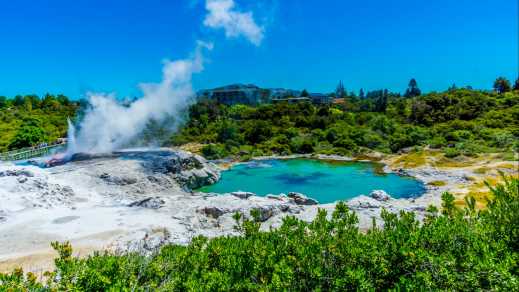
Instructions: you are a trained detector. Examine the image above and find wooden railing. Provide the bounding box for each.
[0,142,67,161]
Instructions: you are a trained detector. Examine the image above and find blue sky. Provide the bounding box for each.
[0,0,517,99]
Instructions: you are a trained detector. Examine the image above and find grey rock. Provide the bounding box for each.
[175,167,220,189]
[266,194,288,201]
[277,204,290,212]
[287,192,319,205]
[128,197,165,209]
[370,190,391,201]
[0,169,34,177]
[348,195,382,209]
[100,173,137,185]
[252,205,276,222]
[231,191,255,199]
[201,206,227,219]
[52,216,80,224]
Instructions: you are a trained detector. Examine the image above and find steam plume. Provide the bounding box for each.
[204,0,264,45]
[67,41,213,155]
[65,0,264,156]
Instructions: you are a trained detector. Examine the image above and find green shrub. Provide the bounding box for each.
[444,147,461,158]
[201,144,227,160]
[2,177,517,290]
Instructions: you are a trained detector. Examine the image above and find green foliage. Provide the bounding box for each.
[201,144,227,160]
[8,117,47,150]
[404,78,421,97]
[0,94,78,152]
[2,177,518,290]
[494,77,512,94]
[174,88,517,159]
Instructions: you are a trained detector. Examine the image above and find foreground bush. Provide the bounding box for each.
[1,177,518,290]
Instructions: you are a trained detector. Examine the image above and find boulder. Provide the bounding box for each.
[348,195,381,209]
[287,192,319,205]
[252,205,276,222]
[201,206,227,219]
[231,191,255,199]
[266,194,288,201]
[128,197,165,209]
[0,169,34,177]
[176,167,220,189]
[370,190,391,201]
[99,173,137,185]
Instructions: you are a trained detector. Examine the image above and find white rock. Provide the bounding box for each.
[370,190,391,201]
[231,191,255,199]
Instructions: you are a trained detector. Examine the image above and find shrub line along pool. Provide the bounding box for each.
[198,158,426,204]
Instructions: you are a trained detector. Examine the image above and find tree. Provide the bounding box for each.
[359,88,365,99]
[13,95,24,107]
[448,83,457,91]
[301,89,309,97]
[0,96,7,109]
[374,89,388,112]
[336,81,346,98]
[493,77,511,94]
[404,78,422,98]
[8,118,47,150]
[513,78,519,91]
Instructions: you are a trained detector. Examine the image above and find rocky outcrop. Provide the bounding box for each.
[201,206,228,219]
[288,192,319,205]
[146,150,221,189]
[100,173,138,185]
[128,197,165,209]
[252,205,276,222]
[231,191,255,199]
[348,195,382,209]
[0,169,34,177]
[370,190,391,201]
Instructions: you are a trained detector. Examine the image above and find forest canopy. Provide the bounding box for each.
[0,94,78,152]
[172,87,519,159]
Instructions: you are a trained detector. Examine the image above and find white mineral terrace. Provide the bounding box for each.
[0,149,475,273]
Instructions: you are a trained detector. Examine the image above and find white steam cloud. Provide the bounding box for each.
[67,41,213,155]
[204,0,264,46]
[65,0,264,156]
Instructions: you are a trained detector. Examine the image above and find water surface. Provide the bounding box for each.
[199,159,425,203]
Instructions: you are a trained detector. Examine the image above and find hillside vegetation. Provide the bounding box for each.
[172,88,518,160]
[0,94,78,152]
[1,176,517,290]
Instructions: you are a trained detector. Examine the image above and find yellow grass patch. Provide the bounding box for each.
[473,167,489,174]
[179,143,204,154]
[433,156,473,168]
[392,152,427,168]
[428,180,447,187]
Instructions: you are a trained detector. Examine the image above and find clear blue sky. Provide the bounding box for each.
[0,0,517,99]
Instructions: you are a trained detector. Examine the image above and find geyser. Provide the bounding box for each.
[63,0,264,157]
[66,42,213,155]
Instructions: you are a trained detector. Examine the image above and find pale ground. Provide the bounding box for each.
[0,149,517,274]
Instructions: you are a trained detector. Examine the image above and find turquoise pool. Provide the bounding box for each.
[198,159,426,204]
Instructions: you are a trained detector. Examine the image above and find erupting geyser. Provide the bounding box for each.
[65,41,213,157]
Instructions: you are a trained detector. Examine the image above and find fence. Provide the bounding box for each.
[0,143,67,161]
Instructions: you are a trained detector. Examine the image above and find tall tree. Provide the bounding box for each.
[301,89,309,97]
[374,89,388,112]
[0,96,7,109]
[335,81,346,98]
[359,88,365,99]
[404,78,421,98]
[493,77,511,94]
[513,78,519,91]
